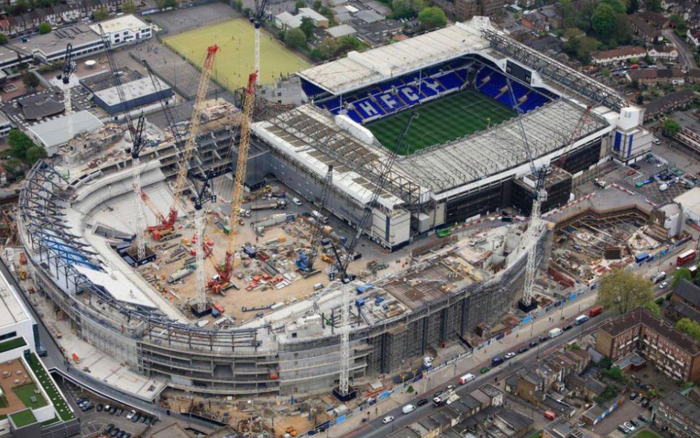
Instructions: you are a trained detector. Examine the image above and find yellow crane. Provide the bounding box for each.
[149,45,220,239]
[209,71,258,292]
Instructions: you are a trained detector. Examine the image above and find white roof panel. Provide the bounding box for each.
[297,23,489,95]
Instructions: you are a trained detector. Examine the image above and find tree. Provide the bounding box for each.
[0,34,8,45]
[670,15,687,34]
[4,158,22,177]
[94,6,109,20]
[601,0,626,14]
[8,129,36,162]
[676,318,700,340]
[560,0,577,29]
[672,267,693,289]
[392,0,424,18]
[602,366,627,382]
[235,0,243,11]
[284,28,307,48]
[643,300,661,317]
[591,4,618,39]
[646,0,662,12]
[598,356,613,370]
[313,0,322,9]
[418,7,446,30]
[595,385,618,403]
[636,94,644,104]
[628,0,639,13]
[25,146,47,164]
[596,269,654,315]
[121,1,138,14]
[662,119,681,138]
[295,0,306,13]
[613,14,632,45]
[157,0,178,9]
[300,16,315,39]
[38,22,52,35]
[601,68,611,77]
[21,72,40,91]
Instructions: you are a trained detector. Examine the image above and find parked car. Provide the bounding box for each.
[97,403,104,412]
[126,410,136,420]
[630,419,639,428]
[529,341,538,348]
[131,413,141,423]
[517,346,529,354]
[417,398,428,407]
[105,424,115,433]
[624,422,636,432]
[563,325,573,331]
[618,425,630,435]
[630,392,638,400]
[659,282,669,289]
[382,416,395,424]
[480,367,490,374]
[292,197,302,206]
[539,336,549,343]
[402,404,416,414]
[109,406,117,415]
[504,352,516,360]
[116,408,123,416]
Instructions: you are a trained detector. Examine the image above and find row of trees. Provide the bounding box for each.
[5,129,47,177]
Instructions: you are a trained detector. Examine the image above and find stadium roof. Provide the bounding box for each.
[297,23,489,95]
[395,99,611,198]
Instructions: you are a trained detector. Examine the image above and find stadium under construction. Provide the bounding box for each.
[16,18,653,400]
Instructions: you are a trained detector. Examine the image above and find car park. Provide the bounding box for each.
[382,416,395,424]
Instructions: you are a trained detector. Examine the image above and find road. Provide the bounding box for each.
[342,319,605,438]
[663,29,697,70]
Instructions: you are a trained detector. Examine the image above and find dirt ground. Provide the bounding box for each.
[0,358,42,417]
[140,205,341,324]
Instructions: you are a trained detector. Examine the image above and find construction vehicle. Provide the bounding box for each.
[148,45,220,236]
[208,71,258,292]
[284,427,298,437]
[250,199,286,211]
[296,166,333,275]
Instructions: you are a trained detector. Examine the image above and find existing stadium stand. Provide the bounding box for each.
[312,59,555,125]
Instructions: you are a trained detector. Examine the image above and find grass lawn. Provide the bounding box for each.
[633,431,661,438]
[164,19,309,91]
[367,90,515,155]
[0,337,26,353]
[9,409,36,428]
[13,383,47,409]
[525,431,542,438]
[27,354,73,421]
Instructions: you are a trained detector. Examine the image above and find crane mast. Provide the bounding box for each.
[251,0,270,75]
[62,44,75,143]
[159,45,219,234]
[218,71,258,285]
[296,165,333,274]
[192,174,213,314]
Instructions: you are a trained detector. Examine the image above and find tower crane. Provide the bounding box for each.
[296,165,333,275]
[209,71,258,291]
[100,25,153,261]
[333,114,415,400]
[191,171,215,314]
[250,0,271,75]
[149,45,220,239]
[61,44,76,143]
[505,81,595,311]
[336,113,417,283]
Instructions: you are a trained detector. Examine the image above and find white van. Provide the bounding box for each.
[402,404,416,414]
[659,183,669,192]
[549,328,564,338]
[459,373,476,384]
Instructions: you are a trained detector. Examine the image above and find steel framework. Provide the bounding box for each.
[481,29,628,111]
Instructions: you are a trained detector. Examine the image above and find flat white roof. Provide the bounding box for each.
[675,187,700,216]
[75,265,157,309]
[29,110,104,149]
[0,265,30,331]
[275,8,328,28]
[297,22,489,95]
[325,24,357,38]
[94,76,170,107]
[90,14,150,35]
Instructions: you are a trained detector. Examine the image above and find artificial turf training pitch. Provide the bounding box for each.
[164,19,309,91]
[368,90,516,155]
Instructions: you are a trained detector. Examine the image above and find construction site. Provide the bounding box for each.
[5,11,672,437]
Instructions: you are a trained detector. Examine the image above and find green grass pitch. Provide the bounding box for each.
[164,19,309,91]
[368,90,515,155]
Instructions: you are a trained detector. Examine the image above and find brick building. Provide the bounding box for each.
[626,68,685,86]
[666,279,700,324]
[596,307,700,382]
[653,391,700,438]
[643,89,696,120]
[454,0,506,20]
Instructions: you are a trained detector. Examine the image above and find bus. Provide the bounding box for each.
[589,306,603,317]
[677,249,697,266]
[635,252,649,263]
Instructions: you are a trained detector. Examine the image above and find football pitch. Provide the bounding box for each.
[368,90,515,155]
[163,19,309,91]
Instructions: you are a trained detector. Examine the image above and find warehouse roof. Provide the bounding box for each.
[29,110,103,149]
[94,76,170,108]
[298,22,489,95]
[675,187,700,218]
[90,14,149,35]
[325,24,357,38]
[0,266,30,330]
[18,91,65,121]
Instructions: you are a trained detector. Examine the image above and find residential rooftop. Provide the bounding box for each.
[0,267,30,330]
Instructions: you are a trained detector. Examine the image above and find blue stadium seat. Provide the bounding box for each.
[376,92,406,113]
[352,97,385,120]
[437,72,464,91]
[397,86,422,106]
[345,110,363,124]
[323,96,342,113]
